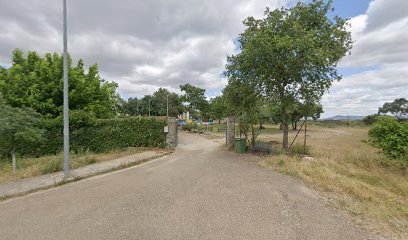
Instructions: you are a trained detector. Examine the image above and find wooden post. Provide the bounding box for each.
[304,117,307,155]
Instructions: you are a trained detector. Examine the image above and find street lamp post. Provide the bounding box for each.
[62,0,70,178]
[167,95,169,117]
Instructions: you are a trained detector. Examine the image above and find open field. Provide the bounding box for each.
[0,147,165,184]
[260,125,408,239]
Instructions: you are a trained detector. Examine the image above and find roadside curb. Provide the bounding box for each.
[0,151,170,201]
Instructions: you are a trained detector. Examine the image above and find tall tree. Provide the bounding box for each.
[209,96,226,123]
[223,78,259,145]
[225,0,352,150]
[289,101,324,130]
[0,49,120,118]
[378,98,408,121]
[180,83,209,118]
[152,88,184,117]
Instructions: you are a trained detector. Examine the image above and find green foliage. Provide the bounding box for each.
[278,159,285,167]
[363,114,380,125]
[0,49,119,118]
[369,116,408,167]
[223,78,259,144]
[181,123,205,133]
[289,101,324,130]
[209,96,225,122]
[0,96,44,159]
[120,88,184,117]
[19,116,167,158]
[378,98,408,121]
[180,83,209,117]
[71,117,167,153]
[225,0,352,149]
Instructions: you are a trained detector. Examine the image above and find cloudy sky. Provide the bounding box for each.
[0,0,407,117]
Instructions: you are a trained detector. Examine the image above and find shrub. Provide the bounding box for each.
[369,116,408,167]
[22,116,167,157]
[363,114,379,125]
[72,117,167,153]
[182,123,196,131]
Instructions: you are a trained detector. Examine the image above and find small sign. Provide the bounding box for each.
[164,126,169,133]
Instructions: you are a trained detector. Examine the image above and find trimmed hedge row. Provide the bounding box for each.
[24,116,167,157]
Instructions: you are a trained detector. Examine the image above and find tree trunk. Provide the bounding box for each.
[259,120,263,129]
[226,117,235,150]
[292,120,298,130]
[251,124,255,146]
[12,150,16,173]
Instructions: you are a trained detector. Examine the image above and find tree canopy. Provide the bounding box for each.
[378,98,408,121]
[0,49,119,119]
[0,96,44,159]
[225,0,352,149]
[180,83,209,117]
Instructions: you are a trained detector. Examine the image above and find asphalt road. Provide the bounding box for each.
[0,132,374,240]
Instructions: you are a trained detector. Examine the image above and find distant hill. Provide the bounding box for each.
[321,115,365,121]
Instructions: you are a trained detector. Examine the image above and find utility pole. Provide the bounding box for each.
[167,95,169,117]
[62,0,70,178]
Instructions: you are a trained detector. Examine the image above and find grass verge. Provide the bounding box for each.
[0,147,165,184]
[259,126,408,239]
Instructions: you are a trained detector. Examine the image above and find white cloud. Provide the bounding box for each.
[1,0,406,117]
[0,0,284,98]
[322,0,408,117]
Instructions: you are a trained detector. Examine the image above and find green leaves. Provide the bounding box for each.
[0,49,119,119]
[369,117,408,166]
[180,83,209,117]
[18,116,167,157]
[225,0,351,149]
[378,98,408,121]
[0,97,44,158]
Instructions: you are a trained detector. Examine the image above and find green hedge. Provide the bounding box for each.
[23,116,167,157]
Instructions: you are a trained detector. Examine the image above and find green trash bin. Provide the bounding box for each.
[234,138,247,154]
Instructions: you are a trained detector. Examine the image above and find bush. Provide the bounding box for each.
[22,116,167,157]
[182,123,196,131]
[363,114,379,125]
[369,116,408,167]
[72,117,167,153]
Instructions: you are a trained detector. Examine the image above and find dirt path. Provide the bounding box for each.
[0,131,377,239]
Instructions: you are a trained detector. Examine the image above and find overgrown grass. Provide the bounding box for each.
[259,126,408,239]
[0,147,156,183]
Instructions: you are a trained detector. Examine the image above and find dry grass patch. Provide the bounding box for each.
[0,147,163,184]
[260,126,408,239]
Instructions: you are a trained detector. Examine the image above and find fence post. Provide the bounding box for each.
[226,117,235,150]
[167,117,178,149]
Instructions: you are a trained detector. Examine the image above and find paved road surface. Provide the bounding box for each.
[0,132,374,240]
